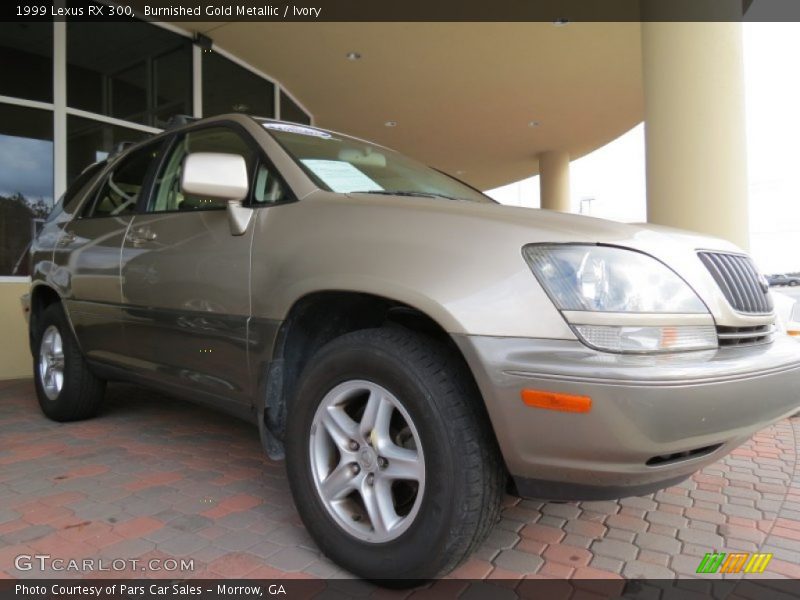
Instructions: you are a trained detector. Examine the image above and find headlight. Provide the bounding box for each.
[523,244,717,353]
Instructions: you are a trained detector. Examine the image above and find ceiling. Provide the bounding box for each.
[174,22,644,190]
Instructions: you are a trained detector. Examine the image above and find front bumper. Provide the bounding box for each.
[455,334,800,500]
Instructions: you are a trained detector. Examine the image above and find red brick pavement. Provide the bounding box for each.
[1,379,799,592]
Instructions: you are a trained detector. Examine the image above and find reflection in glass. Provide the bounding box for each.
[67,116,150,185]
[0,23,53,102]
[202,51,275,118]
[0,105,53,276]
[67,18,192,127]
[280,91,311,125]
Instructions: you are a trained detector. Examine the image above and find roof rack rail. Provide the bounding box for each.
[166,115,199,130]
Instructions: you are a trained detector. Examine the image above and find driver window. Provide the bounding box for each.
[150,127,256,213]
[83,143,160,218]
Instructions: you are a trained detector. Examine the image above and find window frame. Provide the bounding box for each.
[77,138,166,220]
[62,162,107,214]
[141,120,296,216]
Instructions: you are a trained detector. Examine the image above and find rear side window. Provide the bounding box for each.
[63,162,105,214]
[83,143,161,218]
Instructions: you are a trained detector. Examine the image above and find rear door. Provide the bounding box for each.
[53,141,162,365]
[119,125,259,409]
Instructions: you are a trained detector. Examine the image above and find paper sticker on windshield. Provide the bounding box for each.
[301,159,384,193]
[263,122,331,138]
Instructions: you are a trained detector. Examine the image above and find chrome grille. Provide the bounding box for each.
[716,324,775,347]
[698,252,773,314]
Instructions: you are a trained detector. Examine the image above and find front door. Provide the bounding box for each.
[120,125,259,409]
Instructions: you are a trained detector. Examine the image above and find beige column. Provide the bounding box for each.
[641,19,749,249]
[538,150,571,212]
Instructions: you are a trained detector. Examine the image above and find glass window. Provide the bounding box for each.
[253,162,290,205]
[0,105,53,276]
[0,23,53,102]
[62,162,105,214]
[261,121,492,204]
[67,16,192,127]
[67,116,150,184]
[83,143,161,218]
[280,91,311,125]
[202,52,275,118]
[150,127,256,212]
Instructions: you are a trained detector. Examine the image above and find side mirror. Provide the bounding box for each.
[181,152,253,236]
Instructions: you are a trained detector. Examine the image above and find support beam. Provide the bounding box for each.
[641,20,749,249]
[538,150,571,212]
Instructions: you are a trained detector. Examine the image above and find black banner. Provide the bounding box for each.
[5,0,800,23]
[1,579,798,600]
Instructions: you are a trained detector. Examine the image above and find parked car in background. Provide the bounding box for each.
[768,273,800,287]
[21,114,800,582]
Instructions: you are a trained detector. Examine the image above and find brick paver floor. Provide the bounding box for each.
[2,378,800,587]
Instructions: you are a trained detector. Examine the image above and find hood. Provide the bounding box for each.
[333,190,741,254]
[317,192,770,327]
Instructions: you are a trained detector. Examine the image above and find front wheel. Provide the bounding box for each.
[285,327,504,583]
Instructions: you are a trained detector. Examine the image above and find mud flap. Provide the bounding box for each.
[259,358,286,461]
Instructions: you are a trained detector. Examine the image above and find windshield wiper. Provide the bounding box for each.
[349,190,463,201]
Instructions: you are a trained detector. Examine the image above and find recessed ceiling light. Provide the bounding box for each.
[553,18,569,26]
[384,121,398,127]
[528,120,541,128]
[346,51,362,61]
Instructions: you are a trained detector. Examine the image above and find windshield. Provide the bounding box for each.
[259,121,493,203]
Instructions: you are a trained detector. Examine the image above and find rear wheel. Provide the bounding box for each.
[285,327,504,583]
[33,303,105,421]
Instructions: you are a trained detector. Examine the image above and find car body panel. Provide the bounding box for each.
[456,334,800,498]
[118,209,255,406]
[25,113,800,500]
[50,215,134,364]
[250,190,771,338]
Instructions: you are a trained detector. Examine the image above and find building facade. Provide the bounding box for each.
[0,17,312,278]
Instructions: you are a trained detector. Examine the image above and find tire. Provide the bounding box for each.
[33,303,105,422]
[790,281,798,287]
[285,327,504,583]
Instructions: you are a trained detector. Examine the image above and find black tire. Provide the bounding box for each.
[33,303,105,422]
[790,281,798,287]
[285,327,504,583]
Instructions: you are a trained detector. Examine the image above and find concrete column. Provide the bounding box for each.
[538,150,571,212]
[641,20,749,249]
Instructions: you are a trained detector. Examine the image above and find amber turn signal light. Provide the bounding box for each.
[520,389,592,413]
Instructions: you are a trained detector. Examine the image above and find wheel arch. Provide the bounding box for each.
[258,290,497,460]
[28,283,63,353]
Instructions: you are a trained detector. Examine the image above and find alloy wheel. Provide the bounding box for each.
[309,380,426,543]
[39,325,65,401]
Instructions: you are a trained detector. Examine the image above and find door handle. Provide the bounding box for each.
[128,227,157,244]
